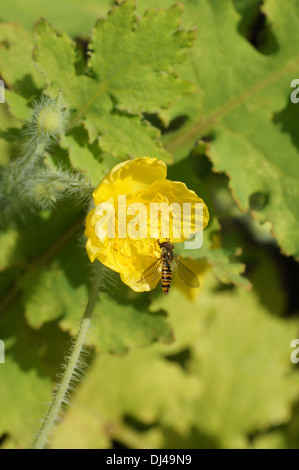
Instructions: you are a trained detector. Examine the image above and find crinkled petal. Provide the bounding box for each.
[85,210,161,291]
[132,179,209,242]
[92,156,167,205]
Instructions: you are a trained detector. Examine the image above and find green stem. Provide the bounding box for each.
[31,263,101,449]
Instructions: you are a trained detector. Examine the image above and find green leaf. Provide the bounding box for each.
[50,348,201,449]
[60,127,110,186]
[92,291,173,354]
[0,104,22,165]
[191,288,299,446]
[0,23,44,123]
[84,111,171,162]
[200,246,251,289]
[18,265,88,329]
[0,206,85,322]
[0,302,70,448]
[4,90,32,121]
[0,23,44,90]
[170,195,251,288]
[89,1,195,114]
[251,402,299,449]
[48,275,299,449]
[33,1,194,161]
[0,229,20,271]
[158,0,299,259]
[175,232,251,289]
[150,277,299,448]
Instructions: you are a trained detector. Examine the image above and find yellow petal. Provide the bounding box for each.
[92,157,167,205]
[85,215,161,291]
[132,179,209,242]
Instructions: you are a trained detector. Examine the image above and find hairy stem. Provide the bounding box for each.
[31,262,101,449]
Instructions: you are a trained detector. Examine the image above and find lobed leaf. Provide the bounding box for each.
[33,1,194,162]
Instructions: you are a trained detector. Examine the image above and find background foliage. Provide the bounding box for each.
[0,0,299,449]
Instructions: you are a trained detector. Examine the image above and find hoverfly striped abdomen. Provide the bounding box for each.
[161,258,172,295]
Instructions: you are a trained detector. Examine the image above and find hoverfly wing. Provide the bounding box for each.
[138,258,162,283]
[174,257,200,288]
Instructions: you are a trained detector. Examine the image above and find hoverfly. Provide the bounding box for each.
[138,239,199,295]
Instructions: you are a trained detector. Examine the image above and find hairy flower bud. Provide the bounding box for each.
[33,91,68,139]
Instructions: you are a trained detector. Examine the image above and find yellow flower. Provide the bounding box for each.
[85,157,209,292]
